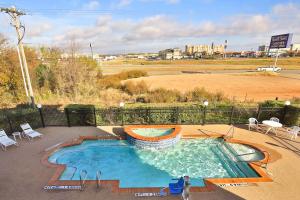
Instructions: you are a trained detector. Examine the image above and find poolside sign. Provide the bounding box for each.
[44,185,82,190]
[269,33,293,49]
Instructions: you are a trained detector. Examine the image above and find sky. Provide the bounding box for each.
[0,0,299,54]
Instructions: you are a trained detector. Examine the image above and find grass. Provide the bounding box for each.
[101,57,300,75]
[105,57,300,66]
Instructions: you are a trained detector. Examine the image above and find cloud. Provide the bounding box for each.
[82,1,101,10]
[140,0,181,4]
[165,0,180,4]
[2,2,299,53]
[117,0,133,8]
[26,22,53,37]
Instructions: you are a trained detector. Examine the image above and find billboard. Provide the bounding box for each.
[269,33,293,49]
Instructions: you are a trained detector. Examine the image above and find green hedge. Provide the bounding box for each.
[1,101,299,130]
[0,107,41,134]
[66,102,299,126]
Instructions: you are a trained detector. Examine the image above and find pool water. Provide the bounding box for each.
[132,128,174,137]
[48,138,264,188]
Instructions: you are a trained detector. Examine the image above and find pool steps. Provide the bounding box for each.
[215,142,259,178]
[223,142,260,177]
[212,145,245,178]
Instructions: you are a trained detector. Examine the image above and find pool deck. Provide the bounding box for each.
[0,124,300,200]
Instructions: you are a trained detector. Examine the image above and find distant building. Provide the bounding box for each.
[159,48,182,60]
[258,45,269,52]
[291,43,300,52]
[185,44,224,56]
[258,43,300,56]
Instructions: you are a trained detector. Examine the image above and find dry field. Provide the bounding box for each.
[102,57,300,75]
[130,74,300,101]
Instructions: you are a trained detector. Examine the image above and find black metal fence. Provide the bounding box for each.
[0,105,299,135]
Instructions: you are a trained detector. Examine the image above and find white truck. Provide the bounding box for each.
[256,66,282,72]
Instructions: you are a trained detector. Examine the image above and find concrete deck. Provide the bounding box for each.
[0,125,299,200]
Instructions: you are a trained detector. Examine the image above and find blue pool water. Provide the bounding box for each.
[48,138,264,188]
[132,128,174,137]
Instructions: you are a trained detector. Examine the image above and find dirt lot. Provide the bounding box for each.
[130,74,300,101]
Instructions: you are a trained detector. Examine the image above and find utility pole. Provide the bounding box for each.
[224,40,228,59]
[16,45,29,98]
[1,6,35,107]
[89,43,94,59]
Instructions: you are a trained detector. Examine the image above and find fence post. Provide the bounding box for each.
[147,108,151,124]
[65,108,71,127]
[93,107,97,127]
[6,114,13,133]
[121,108,124,126]
[229,106,234,125]
[202,107,206,125]
[175,107,179,124]
[256,104,261,121]
[38,107,45,128]
[281,105,288,125]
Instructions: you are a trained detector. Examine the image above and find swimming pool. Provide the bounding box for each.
[48,138,264,188]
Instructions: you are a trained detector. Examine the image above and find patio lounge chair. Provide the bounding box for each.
[0,129,18,151]
[270,117,280,123]
[248,118,259,131]
[169,177,184,195]
[286,126,300,140]
[20,123,43,140]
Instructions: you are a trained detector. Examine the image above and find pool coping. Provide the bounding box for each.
[124,125,181,142]
[41,134,273,193]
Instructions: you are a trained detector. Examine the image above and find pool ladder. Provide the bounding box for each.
[79,170,88,191]
[96,170,101,190]
[79,170,102,191]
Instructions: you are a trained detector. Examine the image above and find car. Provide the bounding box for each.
[256,66,282,72]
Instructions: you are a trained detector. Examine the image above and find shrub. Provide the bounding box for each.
[98,70,147,89]
[122,80,149,95]
[116,70,148,79]
[184,87,226,102]
[292,97,300,104]
[184,87,212,102]
[146,88,181,103]
[98,76,122,89]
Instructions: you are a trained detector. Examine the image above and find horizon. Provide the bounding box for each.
[0,0,299,54]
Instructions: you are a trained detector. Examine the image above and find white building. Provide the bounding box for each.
[159,48,182,60]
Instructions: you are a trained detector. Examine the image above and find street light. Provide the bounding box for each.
[36,104,45,127]
[119,101,125,108]
[282,100,291,124]
[203,100,209,107]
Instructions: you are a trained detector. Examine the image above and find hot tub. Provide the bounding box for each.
[124,125,181,149]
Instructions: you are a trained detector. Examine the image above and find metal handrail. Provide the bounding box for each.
[79,169,88,191]
[223,125,234,139]
[96,170,101,189]
[236,152,257,157]
[69,166,77,180]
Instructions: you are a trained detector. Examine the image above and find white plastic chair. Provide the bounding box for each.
[0,129,18,151]
[20,123,43,140]
[286,126,300,140]
[248,118,259,131]
[270,117,280,123]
